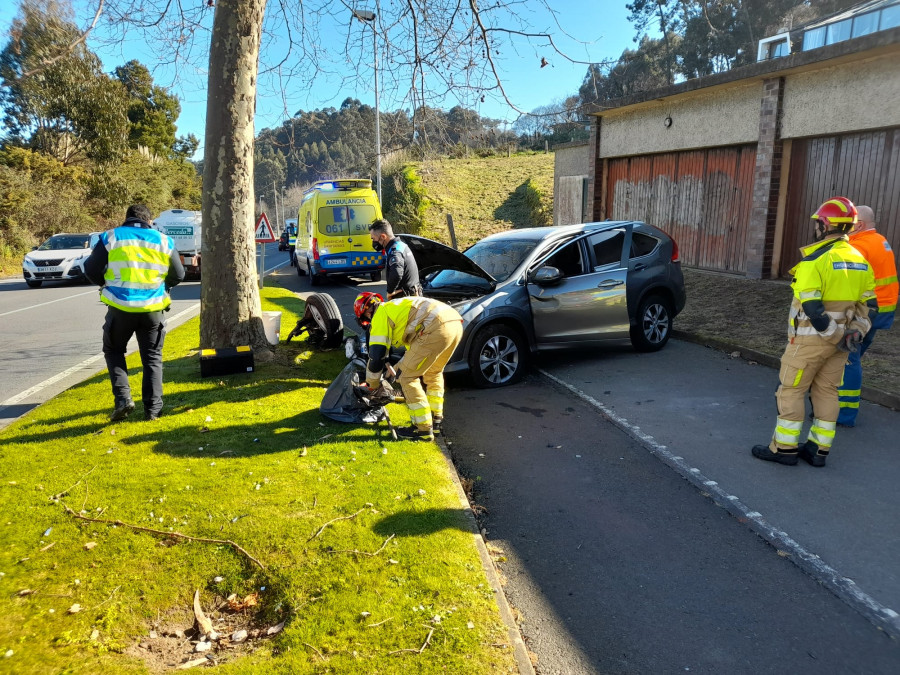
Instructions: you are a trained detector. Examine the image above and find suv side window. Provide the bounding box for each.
[631,232,658,259]
[588,230,625,269]
[545,240,586,278]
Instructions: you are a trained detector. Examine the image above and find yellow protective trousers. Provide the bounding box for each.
[396,317,463,431]
[770,340,848,454]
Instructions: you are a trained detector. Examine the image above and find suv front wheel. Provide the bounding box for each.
[631,293,673,352]
[468,324,527,388]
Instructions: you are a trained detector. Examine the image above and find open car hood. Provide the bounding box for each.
[396,234,495,284]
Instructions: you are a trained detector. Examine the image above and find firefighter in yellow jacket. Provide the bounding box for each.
[753,196,877,467]
[354,293,463,441]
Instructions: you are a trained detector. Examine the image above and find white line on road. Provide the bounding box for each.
[0,289,98,318]
[0,303,200,408]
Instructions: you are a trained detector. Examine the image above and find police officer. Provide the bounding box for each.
[84,205,185,421]
[369,219,421,299]
[752,197,876,467]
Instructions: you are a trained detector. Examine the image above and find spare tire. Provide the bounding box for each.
[303,293,344,349]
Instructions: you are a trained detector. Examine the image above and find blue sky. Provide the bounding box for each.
[0,1,638,159]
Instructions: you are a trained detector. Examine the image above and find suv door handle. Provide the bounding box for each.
[633,263,647,271]
[598,279,624,288]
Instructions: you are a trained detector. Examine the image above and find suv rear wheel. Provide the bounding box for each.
[631,294,673,352]
[468,324,527,388]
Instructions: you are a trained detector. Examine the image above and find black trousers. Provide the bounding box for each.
[102,307,166,415]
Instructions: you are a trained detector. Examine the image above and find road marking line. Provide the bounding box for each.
[0,289,98,318]
[538,367,900,638]
[0,303,200,408]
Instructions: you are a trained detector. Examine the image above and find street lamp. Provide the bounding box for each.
[352,8,381,203]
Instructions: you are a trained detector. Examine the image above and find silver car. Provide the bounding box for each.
[398,220,686,387]
[22,232,101,288]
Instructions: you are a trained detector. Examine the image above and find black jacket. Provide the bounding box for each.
[384,237,420,298]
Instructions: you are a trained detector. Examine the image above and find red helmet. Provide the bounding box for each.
[353,292,383,325]
[811,197,858,231]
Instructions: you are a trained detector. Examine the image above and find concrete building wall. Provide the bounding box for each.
[553,143,591,226]
[781,55,900,138]
[598,83,761,158]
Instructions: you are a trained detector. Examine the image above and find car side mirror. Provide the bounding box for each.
[530,265,563,286]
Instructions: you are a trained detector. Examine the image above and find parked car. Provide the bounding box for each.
[397,220,686,387]
[278,230,290,251]
[22,232,101,288]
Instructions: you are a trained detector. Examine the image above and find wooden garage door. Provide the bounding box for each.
[606,146,757,274]
[782,128,900,277]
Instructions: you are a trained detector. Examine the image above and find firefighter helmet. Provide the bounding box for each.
[811,197,858,231]
[353,292,383,326]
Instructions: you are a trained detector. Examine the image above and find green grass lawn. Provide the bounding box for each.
[0,284,516,673]
[413,152,555,249]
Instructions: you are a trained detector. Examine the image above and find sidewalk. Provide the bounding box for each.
[538,338,900,637]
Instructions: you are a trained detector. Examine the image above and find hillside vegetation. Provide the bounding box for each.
[383,151,555,250]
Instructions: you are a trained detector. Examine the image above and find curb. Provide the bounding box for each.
[434,435,536,675]
[672,330,900,412]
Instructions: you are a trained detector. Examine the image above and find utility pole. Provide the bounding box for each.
[352,8,381,203]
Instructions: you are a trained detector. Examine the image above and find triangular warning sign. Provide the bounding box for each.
[254,212,276,242]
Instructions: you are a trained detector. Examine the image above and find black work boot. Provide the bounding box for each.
[109,400,135,422]
[432,416,443,436]
[395,425,434,442]
[798,441,827,467]
[751,444,799,466]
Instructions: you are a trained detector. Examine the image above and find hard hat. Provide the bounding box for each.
[353,292,383,322]
[811,197,858,231]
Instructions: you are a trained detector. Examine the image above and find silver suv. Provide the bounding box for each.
[399,220,686,387]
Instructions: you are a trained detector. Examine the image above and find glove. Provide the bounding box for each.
[839,329,863,353]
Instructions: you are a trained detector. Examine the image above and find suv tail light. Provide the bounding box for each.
[311,238,320,261]
[670,238,680,263]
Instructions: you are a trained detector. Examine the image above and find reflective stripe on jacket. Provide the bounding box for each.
[849,229,898,313]
[787,235,876,344]
[100,226,176,312]
[369,296,462,350]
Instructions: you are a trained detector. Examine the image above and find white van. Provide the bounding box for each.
[154,209,202,278]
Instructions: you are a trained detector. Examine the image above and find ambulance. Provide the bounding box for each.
[293,179,385,286]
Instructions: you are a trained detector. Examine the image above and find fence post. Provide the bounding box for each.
[446,214,458,250]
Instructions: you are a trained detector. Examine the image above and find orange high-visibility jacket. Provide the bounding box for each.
[850,229,898,313]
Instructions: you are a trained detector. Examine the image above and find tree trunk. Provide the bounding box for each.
[200,0,271,354]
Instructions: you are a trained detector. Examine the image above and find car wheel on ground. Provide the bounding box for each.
[25,279,42,288]
[370,271,382,282]
[305,293,343,348]
[631,293,674,352]
[468,324,527,388]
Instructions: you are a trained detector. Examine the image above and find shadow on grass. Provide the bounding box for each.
[493,180,538,228]
[372,507,474,537]
[1,345,365,455]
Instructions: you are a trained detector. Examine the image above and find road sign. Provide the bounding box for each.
[254,213,276,243]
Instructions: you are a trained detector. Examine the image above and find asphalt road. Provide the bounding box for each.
[0,241,283,429]
[444,376,900,674]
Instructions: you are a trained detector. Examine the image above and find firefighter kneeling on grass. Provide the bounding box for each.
[354,293,463,441]
[753,196,877,468]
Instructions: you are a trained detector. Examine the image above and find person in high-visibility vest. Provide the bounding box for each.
[84,205,185,421]
[355,293,463,441]
[836,205,898,427]
[752,196,876,468]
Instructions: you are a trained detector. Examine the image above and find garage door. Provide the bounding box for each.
[782,127,900,277]
[606,146,757,274]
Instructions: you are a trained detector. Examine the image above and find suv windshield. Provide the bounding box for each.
[38,235,92,251]
[428,238,537,290]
